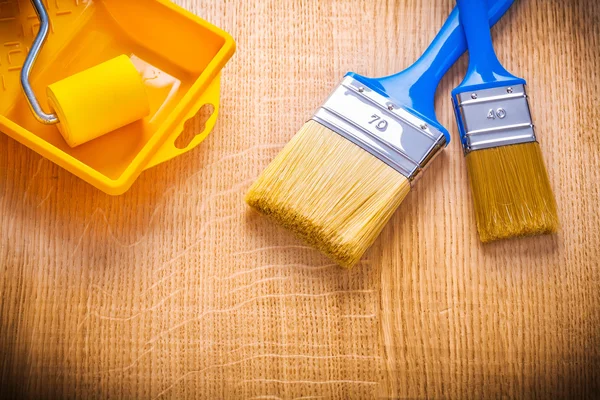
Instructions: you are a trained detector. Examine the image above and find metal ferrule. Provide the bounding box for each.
[311,76,446,183]
[454,84,536,154]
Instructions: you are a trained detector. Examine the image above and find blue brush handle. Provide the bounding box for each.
[347,0,515,143]
[453,0,524,93]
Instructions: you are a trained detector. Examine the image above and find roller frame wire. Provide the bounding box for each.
[21,0,59,125]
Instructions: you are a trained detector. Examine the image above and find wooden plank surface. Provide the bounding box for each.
[1,0,599,398]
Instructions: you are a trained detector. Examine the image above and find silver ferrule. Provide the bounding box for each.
[312,76,446,183]
[454,84,537,154]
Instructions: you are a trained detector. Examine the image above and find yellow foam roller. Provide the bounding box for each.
[47,55,150,148]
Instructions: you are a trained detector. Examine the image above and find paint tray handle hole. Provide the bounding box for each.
[175,104,215,150]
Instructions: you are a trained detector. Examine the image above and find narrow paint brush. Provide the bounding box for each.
[247,0,515,268]
[452,0,558,243]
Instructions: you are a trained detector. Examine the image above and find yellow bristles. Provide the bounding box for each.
[466,142,559,243]
[246,120,410,268]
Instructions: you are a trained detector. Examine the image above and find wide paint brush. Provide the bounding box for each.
[247,0,516,268]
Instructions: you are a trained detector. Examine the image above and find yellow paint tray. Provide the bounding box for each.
[0,0,235,195]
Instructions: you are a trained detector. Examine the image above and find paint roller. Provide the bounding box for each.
[22,0,150,148]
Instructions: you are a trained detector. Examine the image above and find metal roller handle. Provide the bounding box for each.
[21,0,59,125]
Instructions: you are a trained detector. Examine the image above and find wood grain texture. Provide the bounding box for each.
[1,0,599,398]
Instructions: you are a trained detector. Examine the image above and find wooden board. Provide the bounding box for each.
[1,0,598,398]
